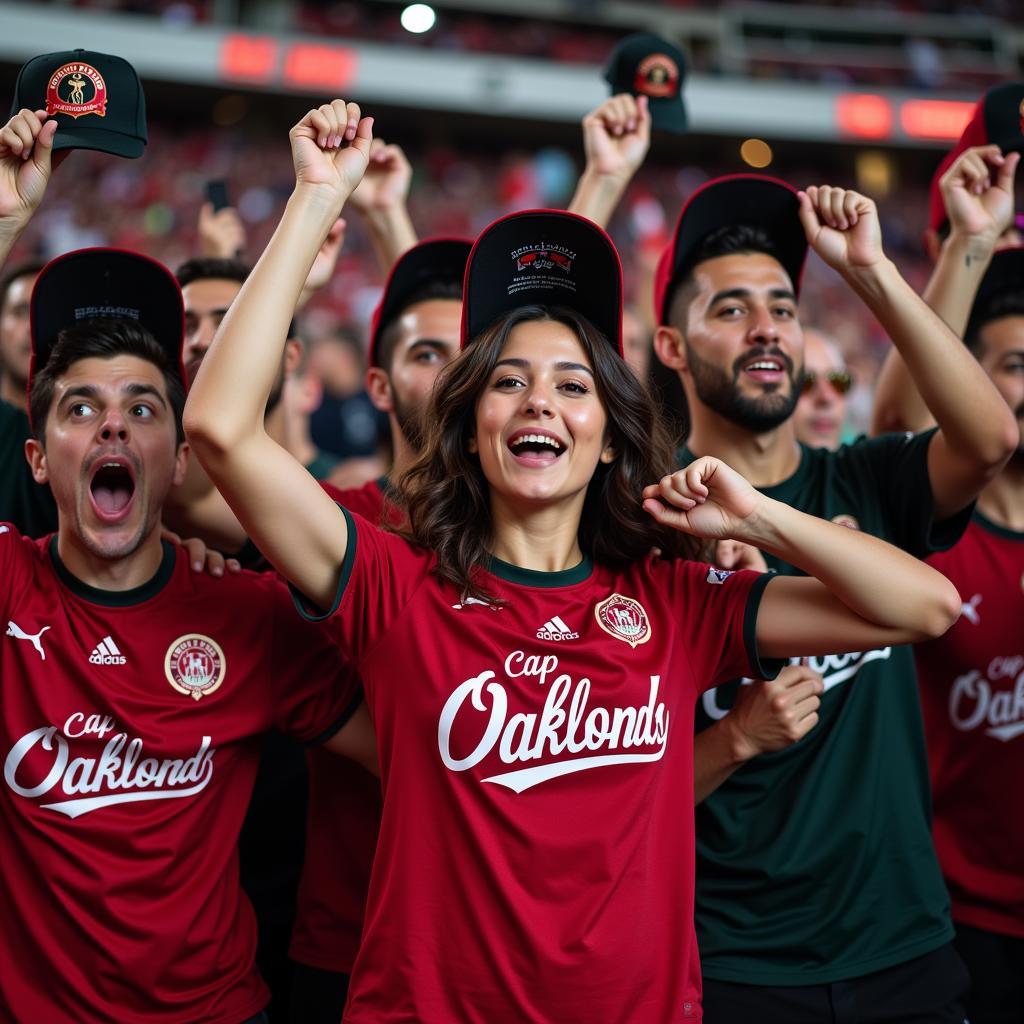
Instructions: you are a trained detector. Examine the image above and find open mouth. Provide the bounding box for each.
[89,459,137,521]
[740,354,788,384]
[507,430,567,465]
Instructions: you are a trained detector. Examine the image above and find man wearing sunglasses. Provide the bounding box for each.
[792,328,852,451]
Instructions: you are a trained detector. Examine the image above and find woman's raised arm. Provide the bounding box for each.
[184,100,372,609]
[643,457,962,658]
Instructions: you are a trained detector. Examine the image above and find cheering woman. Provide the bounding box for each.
[185,100,960,1024]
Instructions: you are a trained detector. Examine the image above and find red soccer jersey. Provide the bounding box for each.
[0,524,359,1024]
[291,477,398,972]
[297,510,779,1023]
[917,512,1024,938]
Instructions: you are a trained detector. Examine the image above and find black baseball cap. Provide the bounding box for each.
[368,238,472,367]
[11,49,147,159]
[604,33,687,133]
[966,246,1024,339]
[656,174,807,324]
[462,209,623,356]
[30,248,186,398]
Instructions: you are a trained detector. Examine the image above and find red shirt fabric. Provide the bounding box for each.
[0,524,359,1024]
[290,478,397,972]
[917,512,1024,938]
[296,510,779,1023]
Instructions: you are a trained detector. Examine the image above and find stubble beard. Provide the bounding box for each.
[685,341,802,434]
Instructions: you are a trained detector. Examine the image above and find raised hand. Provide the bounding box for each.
[642,456,763,541]
[348,138,412,214]
[289,99,373,207]
[940,144,1019,247]
[198,201,246,259]
[0,109,59,240]
[581,93,651,182]
[797,185,883,274]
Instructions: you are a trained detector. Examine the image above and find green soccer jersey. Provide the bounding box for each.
[0,398,58,538]
[687,430,971,986]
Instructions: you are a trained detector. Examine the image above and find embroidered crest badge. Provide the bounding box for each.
[165,634,226,702]
[594,593,652,648]
[46,62,108,119]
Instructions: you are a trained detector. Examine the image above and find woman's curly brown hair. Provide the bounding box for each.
[396,305,700,601]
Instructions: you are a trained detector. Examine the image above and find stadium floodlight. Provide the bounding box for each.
[401,4,437,34]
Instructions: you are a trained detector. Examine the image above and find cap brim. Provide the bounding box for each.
[30,248,185,395]
[53,124,145,159]
[369,238,472,366]
[658,175,805,322]
[462,210,622,355]
[649,97,688,134]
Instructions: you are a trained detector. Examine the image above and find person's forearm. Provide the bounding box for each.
[740,496,960,636]
[922,231,994,337]
[845,257,1014,465]
[568,168,630,230]
[870,231,994,436]
[361,204,417,275]
[694,719,749,804]
[186,187,339,453]
[0,222,26,268]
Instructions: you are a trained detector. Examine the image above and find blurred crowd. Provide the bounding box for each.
[37,0,1021,92]
[5,115,944,449]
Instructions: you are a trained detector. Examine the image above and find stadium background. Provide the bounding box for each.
[2,0,1021,439]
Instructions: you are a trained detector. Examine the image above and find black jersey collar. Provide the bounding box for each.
[49,537,177,606]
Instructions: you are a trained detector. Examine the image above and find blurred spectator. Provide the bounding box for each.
[793,328,852,450]
[307,329,388,461]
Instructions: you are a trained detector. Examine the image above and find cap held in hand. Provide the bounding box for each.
[11,49,147,159]
[928,81,1024,235]
[604,33,688,134]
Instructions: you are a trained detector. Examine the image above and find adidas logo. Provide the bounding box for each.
[89,636,127,666]
[536,615,580,642]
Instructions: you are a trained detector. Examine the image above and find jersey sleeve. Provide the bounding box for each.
[268,580,364,744]
[841,430,972,557]
[0,523,36,620]
[672,561,784,692]
[290,508,430,667]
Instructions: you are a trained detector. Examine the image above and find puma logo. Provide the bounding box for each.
[6,621,51,661]
[960,594,982,626]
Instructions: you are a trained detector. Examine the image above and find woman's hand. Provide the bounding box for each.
[290,99,374,208]
[642,456,763,541]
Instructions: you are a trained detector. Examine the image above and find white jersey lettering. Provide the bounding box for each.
[4,719,216,817]
[439,653,669,792]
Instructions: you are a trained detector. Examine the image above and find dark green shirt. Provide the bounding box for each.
[0,399,58,538]
[686,431,971,985]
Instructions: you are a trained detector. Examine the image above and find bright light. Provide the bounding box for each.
[740,138,773,169]
[835,94,893,140]
[401,4,436,33]
[855,150,895,198]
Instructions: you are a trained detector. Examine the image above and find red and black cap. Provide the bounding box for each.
[603,33,687,134]
[30,248,186,397]
[368,237,472,367]
[655,174,806,324]
[462,209,623,356]
[11,49,147,159]
[966,245,1024,335]
[928,81,1024,236]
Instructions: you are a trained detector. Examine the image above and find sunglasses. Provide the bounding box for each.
[801,370,853,396]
